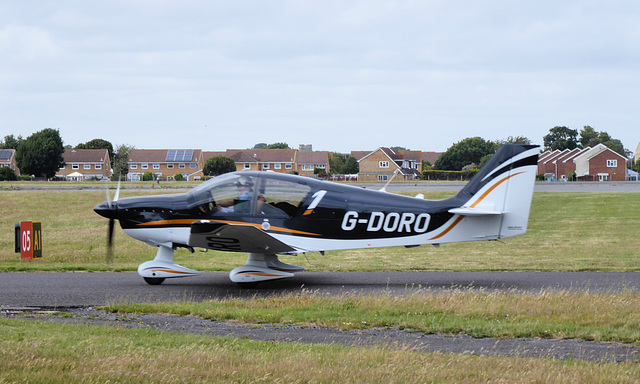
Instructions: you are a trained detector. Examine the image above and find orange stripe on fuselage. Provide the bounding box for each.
[136,219,320,236]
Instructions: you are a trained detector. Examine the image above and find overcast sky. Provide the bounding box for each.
[1,1,638,153]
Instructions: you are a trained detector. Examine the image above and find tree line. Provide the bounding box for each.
[1,126,634,181]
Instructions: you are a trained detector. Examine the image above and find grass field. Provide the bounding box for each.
[2,185,640,382]
[2,318,639,383]
[1,188,639,272]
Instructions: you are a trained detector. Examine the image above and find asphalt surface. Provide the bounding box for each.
[2,271,640,364]
[1,271,640,307]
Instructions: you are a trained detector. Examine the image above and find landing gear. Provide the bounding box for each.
[229,253,305,285]
[137,245,200,285]
[143,277,166,285]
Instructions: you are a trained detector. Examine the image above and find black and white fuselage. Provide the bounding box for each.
[94,144,539,285]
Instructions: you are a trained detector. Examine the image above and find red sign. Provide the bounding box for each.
[20,221,42,261]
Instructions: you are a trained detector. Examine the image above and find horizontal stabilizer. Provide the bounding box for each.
[189,220,296,253]
[448,207,502,216]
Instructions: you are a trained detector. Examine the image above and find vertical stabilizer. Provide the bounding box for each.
[451,144,539,239]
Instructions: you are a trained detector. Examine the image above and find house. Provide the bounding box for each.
[421,151,443,167]
[357,147,422,182]
[57,149,110,181]
[224,149,297,173]
[0,149,20,176]
[573,144,628,181]
[296,150,330,176]
[537,144,628,181]
[128,149,203,181]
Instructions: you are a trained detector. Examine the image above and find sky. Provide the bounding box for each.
[1,1,638,154]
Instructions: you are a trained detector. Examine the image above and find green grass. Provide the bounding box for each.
[1,189,638,272]
[1,318,639,383]
[103,288,640,344]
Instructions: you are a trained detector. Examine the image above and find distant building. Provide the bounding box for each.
[357,147,422,182]
[0,149,20,176]
[127,149,203,181]
[57,149,110,181]
[296,150,330,176]
[537,144,628,181]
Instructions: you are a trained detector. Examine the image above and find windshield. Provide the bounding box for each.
[189,173,312,218]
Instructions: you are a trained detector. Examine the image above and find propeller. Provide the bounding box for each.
[105,179,121,264]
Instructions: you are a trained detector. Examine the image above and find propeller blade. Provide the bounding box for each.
[107,218,115,264]
[105,184,112,209]
[114,179,121,202]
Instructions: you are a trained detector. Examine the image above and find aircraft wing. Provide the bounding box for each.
[188,220,297,254]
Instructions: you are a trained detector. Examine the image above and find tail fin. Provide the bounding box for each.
[450,144,539,238]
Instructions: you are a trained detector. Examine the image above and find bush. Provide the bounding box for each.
[0,167,17,181]
[422,169,478,181]
[142,171,155,181]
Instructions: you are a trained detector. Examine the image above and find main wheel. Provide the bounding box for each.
[143,277,166,285]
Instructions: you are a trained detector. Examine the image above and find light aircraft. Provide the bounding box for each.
[94,144,539,286]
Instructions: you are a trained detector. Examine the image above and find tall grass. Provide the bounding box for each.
[104,288,640,344]
[1,318,638,383]
[1,190,639,271]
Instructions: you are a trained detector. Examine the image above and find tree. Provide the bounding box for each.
[15,128,65,179]
[203,155,236,176]
[112,144,133,181]
[543,126,578,151]
[578,126,627,156]
[0,166,17,181]
[494,136,532,147]
[343,156,359,174]
[77,139,114,166]
[329,152,346,174]
[434,137,495,171]
[253,142,290,149]
[1,134,22,149]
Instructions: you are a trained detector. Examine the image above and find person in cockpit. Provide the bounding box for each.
[218,177,254,213]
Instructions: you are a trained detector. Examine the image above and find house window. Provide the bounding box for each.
[141,163,148,169]
[130,164,138,170]
[274,163,281,169]
[379,161,389,168]
[84,164,91,170]
[302,164,314,171]
[167,164,174,169]
[153,163,160,169]
[378,175,388,181]
[316,164,326,169]
[190,163,197,169]
[285,163,292,169]
[72,164,79,170]
[95,164,102,170]
[263,163,270,169]
[607,160,617,167]
[244,163,250,169]
[179,163,186,169]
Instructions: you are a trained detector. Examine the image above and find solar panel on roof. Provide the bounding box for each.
[165,150,193,162]
[0,150,12,160]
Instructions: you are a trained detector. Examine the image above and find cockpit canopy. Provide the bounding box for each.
[188,172,313,218]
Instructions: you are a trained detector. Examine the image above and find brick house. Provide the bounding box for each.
[421,151,443,167]
[538,144,628,181]
[0,149,20,176]
[574,144,628,181]
[296,150,330,176]
[357,147,422,182]
[57,149,111,180]
[128,149,203,181]
[223,149,297,173]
